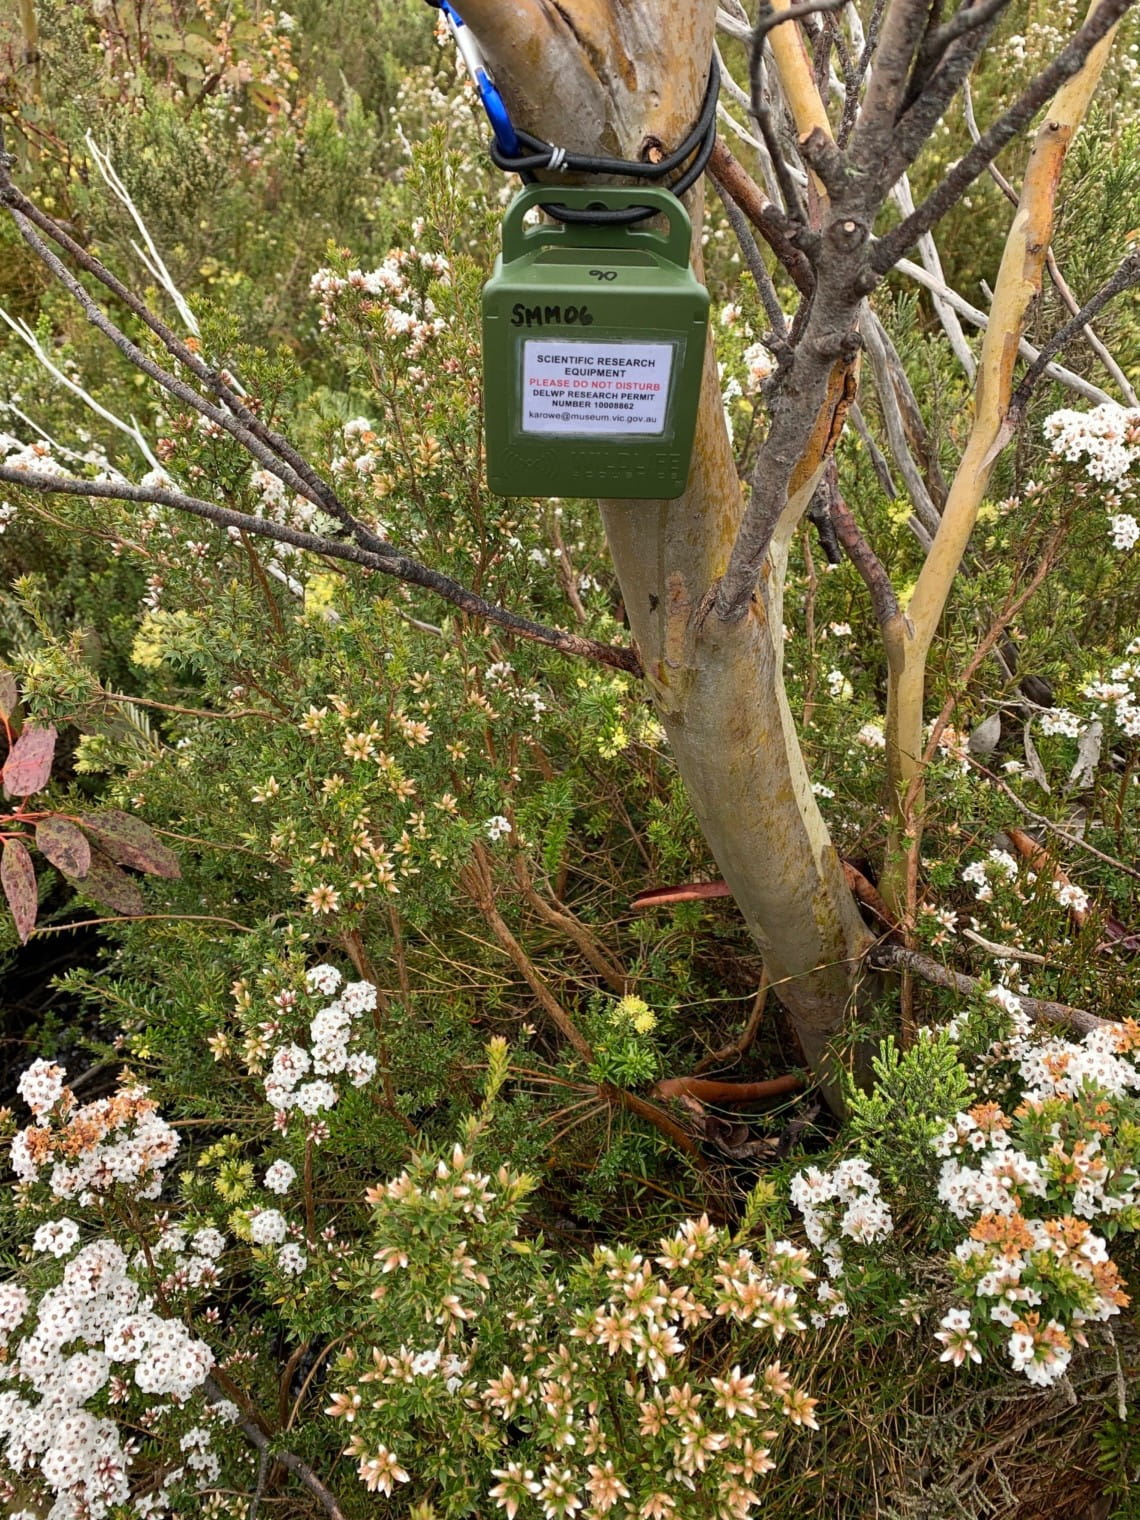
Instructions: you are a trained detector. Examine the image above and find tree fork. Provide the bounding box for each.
[461,0,873,1112]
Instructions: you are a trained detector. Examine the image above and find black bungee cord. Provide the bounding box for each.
[425,0,718,225]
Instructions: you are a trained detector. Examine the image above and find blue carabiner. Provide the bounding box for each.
[435,0,520,157]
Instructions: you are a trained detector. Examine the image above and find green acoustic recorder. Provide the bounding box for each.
[482,185,710,500]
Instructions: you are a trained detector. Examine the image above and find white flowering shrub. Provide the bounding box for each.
[0,1064,236,1520]
[787,1003,1140,1395]
[929,1000,1140,1387]
[789,1159,894,1281]
[325,1040,820,1519]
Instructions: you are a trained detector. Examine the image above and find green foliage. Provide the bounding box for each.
[846,1034,973,1196]
[0,3,1138,1518]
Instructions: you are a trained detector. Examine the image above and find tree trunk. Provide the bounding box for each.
[461,0,872,1107]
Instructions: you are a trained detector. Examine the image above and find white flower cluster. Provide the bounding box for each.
[0,433,68,484]
[1082,649,1140,740]
[263,1158,297,1194]
[243,1191,307,1276]
[855,721,886,748]
[1,1230,218,1517]
[1038,707,1081,738]
[789,1158,893,1278]
[0,1066,236,1516]
[1042,402,1140,484]
[1051,880,1089,915]
[262,964,379,1126]
[930,1013,1140,1386]
[1016,1022,1140,1108]
[11,1075,180,1204]
[17,1058,67,1116]
[1109,512,1139,550]
[934,1109,1047,1220]
[1042,403,1140,555]
[247,467,329,537]
[741,341,775,388]
[960,847,1018,902]
[309,248,449,355]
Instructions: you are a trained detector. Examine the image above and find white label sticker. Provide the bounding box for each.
[520,340,674,436]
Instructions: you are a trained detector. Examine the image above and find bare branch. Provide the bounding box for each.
[890,175,977,380]
[750,45,812,223]
[715,316,862,620]
[712,177,789,341]
[709,137,815,294]
[847,400,898,496]
[862,307,943,537]
[0,467,643,675]
[827,469,900,624]
[887,4,1012,183]
[1005,251,1140,423]
[962,77,1139,405]
[895,256,1116,404]
[717,4,753,44]
[3,201,381,547]
[870,943,1109,1035]
[755,0,848,44]
[965,757,1140,881]
[842,0,891,139]
[0,171,383,553]
[922,0,1014,60]
[847,0,941,179]
[203,1377,348,1520]
[873,0,1135,272]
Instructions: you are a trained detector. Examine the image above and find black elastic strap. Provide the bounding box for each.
[488,56,720,226]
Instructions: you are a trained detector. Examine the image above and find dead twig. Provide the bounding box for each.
[203,1375,348,1520]
[694,971,770,1074]
[871,943,1108,1035]
[461,844,708,1168]
[511,853,627,993]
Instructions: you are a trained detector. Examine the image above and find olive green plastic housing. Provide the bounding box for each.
[482,186,710,500]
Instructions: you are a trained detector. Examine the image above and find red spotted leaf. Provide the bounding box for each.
[36,817,92,879]
[2,724,57,799]
[79,848,146,916]
[0,670,18,722]
[79,810,180,879]
[2,837,38,943]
